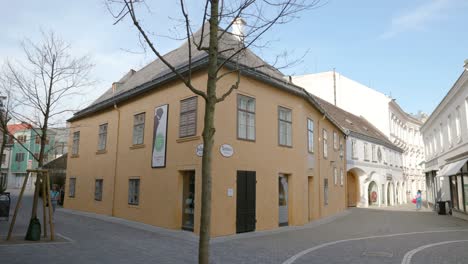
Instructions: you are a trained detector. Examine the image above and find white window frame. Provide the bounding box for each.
[323,129,328,159]
[98,123,108,151]
[333,131,338,150]
[334,167,337,185]
[72,131,80,155]
[133,112,145,145]
[237,95,255,141]
[69,178,76,198]
[340,168,344,186]
[307,119,314,153]
[278,107,292,147]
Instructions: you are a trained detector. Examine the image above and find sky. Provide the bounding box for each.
[1,0,467,119]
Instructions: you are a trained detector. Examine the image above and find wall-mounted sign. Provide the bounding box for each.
[152,104,168,168]
[227,188,233,197]
[196,144,204,157]
[220,144,234,157]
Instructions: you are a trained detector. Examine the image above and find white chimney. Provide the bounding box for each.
[464,59,468,71]
[232,18,246,42]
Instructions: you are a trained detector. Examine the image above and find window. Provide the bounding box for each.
[1,154,5,165]
[17,135,26,143]
[447,115,452,146]
[351,139,357,159]
[95,179,103,201]
[371,144,376,162]
[278,107,292,146]
[72,131,80,155]
[180,97,197,138]
[364,143,369,161]
[340,168,344,186]
[69,178,76,198]
[98,123,108,151]
[237,95,255,140]
[333,131,338,150]
[307,119,314,153]
[35,135,40,144]
[133,112,145,144]
[323,129,328,159]
[324,179,328,205]
[128,179,140,205]
[455,106,461,140]
[15,153,25,162]
[333,167,337,185]
[339,137,344,159]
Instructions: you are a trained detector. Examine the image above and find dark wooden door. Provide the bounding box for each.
[236,171,256,233]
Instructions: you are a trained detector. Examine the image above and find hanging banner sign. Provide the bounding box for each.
[152,104,169,168]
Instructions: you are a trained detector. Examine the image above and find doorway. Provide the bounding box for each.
[236,171,256,233]
[347,171,358,207]
[278,174,288,226]
[181,171,195,231]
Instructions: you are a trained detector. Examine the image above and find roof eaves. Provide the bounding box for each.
[349,131,403,153]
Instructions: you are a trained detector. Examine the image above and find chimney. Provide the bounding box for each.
[232,18,246,42]
[464,59,468,71]
[112,82,120,94]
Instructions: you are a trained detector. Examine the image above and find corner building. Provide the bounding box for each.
[65,25,347,237]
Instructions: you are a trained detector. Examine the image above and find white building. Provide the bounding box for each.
[293,72,426,202]
[312,94,405,208]
[422,60,468,219]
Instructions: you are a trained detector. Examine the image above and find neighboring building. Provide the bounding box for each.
[65,24,348,237]
[292,72,426,202]
[422,61,468,219]
[44,153,67,187]
[311,95,405,208]
[8,124,56,189]
[50,128,68,159]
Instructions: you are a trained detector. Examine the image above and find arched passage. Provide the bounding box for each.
[368,181,378,206]
[347,168,365,207]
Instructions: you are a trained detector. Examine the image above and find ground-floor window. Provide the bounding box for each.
[94,179,103,201]
[182,171,195,231]
[128,178,140,205]
[324,179,328,206]
[69,178,76,198]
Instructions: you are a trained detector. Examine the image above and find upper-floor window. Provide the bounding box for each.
[364,143,369,161]
[447,115,452,146]
[333,167,338,185]
[439,123,444,150]
[237,95,255,140]
[180,97,197,138]
[278,107,292,147]
[133,112,145,145]
[340,168,344,186]
[17,135,27,143]
[323,129,328,159]
[371,144,376,162]
[72,131,80,155]
[15,153,25,162]
[333,131,338,150]
[307,119,314,153]
[339,137,344,159]
[455,106,461,140]
[351,139,357,159]
[98,123,108,151]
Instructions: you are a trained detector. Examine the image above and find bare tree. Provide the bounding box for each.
[106,1,321,263]
[5,31,93,168]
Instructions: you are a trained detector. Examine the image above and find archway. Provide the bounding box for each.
[368,181,378,206]
[347,168,365,207]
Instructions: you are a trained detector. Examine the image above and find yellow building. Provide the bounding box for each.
[65,26,347,237]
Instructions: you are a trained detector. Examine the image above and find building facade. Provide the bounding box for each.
[64,25,348,237]
[8,124,55,189]
[292,72,426,202]
[310,95,405,208]
[422,61,468,219]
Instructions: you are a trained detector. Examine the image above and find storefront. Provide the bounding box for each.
[442,158,468,219]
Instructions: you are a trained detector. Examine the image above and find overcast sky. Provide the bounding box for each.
[1,0,467,118]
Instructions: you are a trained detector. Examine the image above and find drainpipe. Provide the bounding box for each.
[111,103,120,216]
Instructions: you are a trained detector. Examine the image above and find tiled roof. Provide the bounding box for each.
[309,94,402,152]
[7,123,32,135]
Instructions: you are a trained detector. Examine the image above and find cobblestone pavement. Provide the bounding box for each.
[1,190,468,264]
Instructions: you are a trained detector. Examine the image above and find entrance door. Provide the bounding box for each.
[278,175,288,226]
[236,171,256,233]
[347,172,357,207]
[182,171,195,231]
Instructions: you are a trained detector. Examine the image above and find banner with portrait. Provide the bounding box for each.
[152,104,168,168]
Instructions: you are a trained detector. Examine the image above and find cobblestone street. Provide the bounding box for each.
[1,191,468,263]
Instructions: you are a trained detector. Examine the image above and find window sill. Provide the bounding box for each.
[70,154,79,158]
[177,135,200,143]
[96,150,107,155]
[128,204,140,208]
[238,138,256,142]
[130,144,145,150]
[278,144,293,148]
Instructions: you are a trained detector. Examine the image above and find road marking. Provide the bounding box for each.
[282,229,468,264]
[401,240,468,264]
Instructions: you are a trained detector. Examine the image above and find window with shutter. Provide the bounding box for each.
[179,97,197,138]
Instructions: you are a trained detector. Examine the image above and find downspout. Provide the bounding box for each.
[317,115,326,218]
[111,103,120,216]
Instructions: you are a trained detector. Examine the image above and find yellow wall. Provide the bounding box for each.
[65,69,347,237]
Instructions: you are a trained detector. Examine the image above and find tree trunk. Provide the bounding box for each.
[198,1,219,263]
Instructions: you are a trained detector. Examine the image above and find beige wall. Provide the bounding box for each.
[65,69,347,237]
